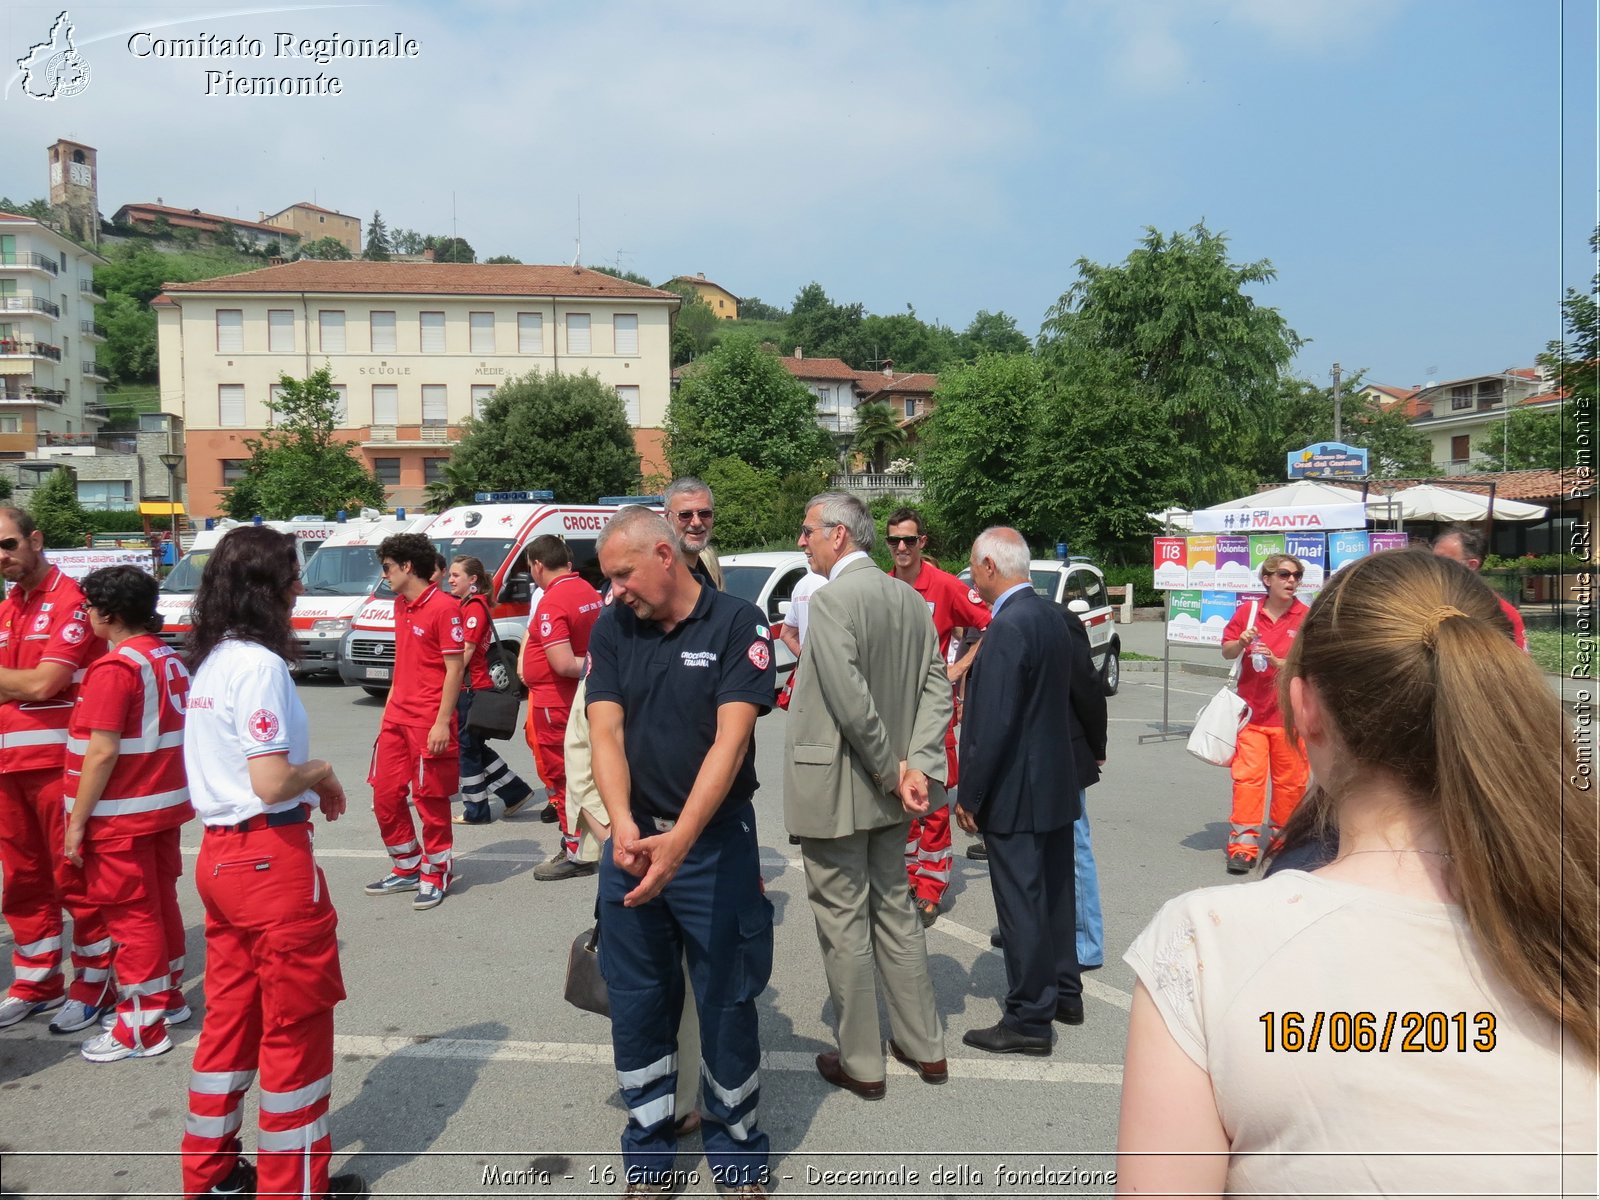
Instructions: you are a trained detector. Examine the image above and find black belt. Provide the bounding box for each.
[208,805,310,834]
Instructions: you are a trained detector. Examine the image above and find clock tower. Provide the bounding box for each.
[47,138,99,247]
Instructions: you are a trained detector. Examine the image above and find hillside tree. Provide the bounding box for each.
[363,211,391,260]
[299,236,352,261]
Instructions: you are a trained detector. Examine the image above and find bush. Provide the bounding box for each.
[28,468,91,547]
[702,458,782,552]
[1099,563,1160,608]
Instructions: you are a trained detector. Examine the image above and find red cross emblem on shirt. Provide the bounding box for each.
[247,708,281,743]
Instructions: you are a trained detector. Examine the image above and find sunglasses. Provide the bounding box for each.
[1268,570,1303,581]
[0,537,25,552]
[674,509,714,523]
[799,523,837,539]
[885,535,922,547]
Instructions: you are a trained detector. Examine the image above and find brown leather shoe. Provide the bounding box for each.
[815,1051,885,1100]
[888,1038,948,1085]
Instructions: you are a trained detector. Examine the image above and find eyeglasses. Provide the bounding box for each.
[1268,570,1303,581]
[674,509,714,523]
[885,535,922,547]
[0,537,23,552]
[799,522,838,539]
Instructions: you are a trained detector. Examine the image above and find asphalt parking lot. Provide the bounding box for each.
[0,665,1242,1198]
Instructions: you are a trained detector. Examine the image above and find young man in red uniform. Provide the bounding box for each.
[363,534,464,911]
[0,508,113,1031]
[63,565,193,1061]
[521,534,603,881]
[1431,524,1527,650]
[886,508,990,926]
[1219,554,1310,872]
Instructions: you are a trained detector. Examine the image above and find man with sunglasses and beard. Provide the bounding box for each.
[0,508,113,1032]
[1219,554,1310,875]
[663,478,722,590]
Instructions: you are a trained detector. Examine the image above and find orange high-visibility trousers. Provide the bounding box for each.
[1228,724,1308,861]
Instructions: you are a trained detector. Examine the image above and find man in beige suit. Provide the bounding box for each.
[784,491,953,1099]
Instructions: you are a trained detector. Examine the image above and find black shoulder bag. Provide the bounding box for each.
[464,603,521,741]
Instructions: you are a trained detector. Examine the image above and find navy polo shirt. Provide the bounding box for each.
[585,582,775,828]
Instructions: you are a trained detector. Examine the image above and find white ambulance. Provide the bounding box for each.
[157,517,342,651]
[338,493,627,697]
[291,513,436,673]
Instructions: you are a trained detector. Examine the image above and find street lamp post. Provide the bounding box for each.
[158,451,183,566]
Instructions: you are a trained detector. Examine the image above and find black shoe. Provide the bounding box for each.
[966,842,988,862]
[201,1159,255,1196]
[788,833,802,846]
[325,1173,370,1199]
[1226,852,1254,875]
[962,1020,1051,1056]
[533,857,597,882]
[1055,999,1085,1026]
[540,804,560,824]
[989,931,1003,948]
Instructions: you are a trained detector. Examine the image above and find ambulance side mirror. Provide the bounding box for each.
[1067,598,1090,615]
[503,572,532,604]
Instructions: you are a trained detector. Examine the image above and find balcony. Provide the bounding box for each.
[0,337,62,361]
[816,410,859,434]
[828,472,923,499]
[0,295,60,318]
[82,359,109,381]
[79,279,106,302]
[0,252,59,276]
[38,431,135,452]
[367,424,397,443]
[80,319,106,340]
[419,424,452,443]
[1442,457,1495,476]
[1,387,66,406]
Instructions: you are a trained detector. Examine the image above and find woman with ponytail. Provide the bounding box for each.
[1116,548,1596,1196]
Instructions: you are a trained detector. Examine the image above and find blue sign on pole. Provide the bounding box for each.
[1287,441,1370,479]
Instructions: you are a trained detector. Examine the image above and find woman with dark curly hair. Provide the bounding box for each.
[447,555,534,824]
[63,565,194,1064]
[177,527,365,1200]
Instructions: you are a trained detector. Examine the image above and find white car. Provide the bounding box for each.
[959,557,1122,695]
[717,551,810,690]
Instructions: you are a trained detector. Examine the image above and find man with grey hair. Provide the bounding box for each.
[662,476,723,590]
[956,526,1082,1055]
[785,491,953,1098]
[586,505,776,1196]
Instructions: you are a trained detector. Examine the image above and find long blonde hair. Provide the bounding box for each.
[1283,548,1597,1061]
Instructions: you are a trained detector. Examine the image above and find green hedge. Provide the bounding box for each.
[1099,563,1160,607]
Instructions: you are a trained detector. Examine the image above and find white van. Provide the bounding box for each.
[157,518,341,650]
[291,514,436,673]
[338,496,623,697]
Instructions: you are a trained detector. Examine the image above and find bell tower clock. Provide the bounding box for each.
[47,139,99,247]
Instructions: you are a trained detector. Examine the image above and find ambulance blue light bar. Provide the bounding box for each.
[596,495,665,507]
[474,490,555,503]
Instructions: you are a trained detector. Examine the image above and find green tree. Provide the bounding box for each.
[1253,374,1437,479]
[427,236,475,264]
[738,296,788,322]
[1040,222,1303,506]
[1475,405,1578,472]
[662,285,722,365]
[1526,222,1599,471]
[484,254,522,265]
[363,211,391,260]
[95,244,261,385]
[443,371,640,504]
[701,458,783,551]
[852,400,907,473]
[956,310,1032,360]
[390,227,426,255]
[590,265,652,285]
[860,306,958,372]
[299,236,352,260]
[785,282,870,366]
[222,367,384,520]
[28,468,91,547]
[664,334,836,479]
[0,197,54,222]
[918,354,1052,546]
[99,291,158,384]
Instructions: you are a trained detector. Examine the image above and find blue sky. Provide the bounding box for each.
[4,0,1594,388]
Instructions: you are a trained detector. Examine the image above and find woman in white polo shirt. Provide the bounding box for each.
[177,527,366,1200]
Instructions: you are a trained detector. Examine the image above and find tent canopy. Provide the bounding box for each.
[1385,483,1547,523]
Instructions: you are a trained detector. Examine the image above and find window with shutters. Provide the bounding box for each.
[267,309,294,353]
[268,384,288,426]
[371,384,398,426]
[517,312,543,353]
[216,309,243,352]
[0,417,19,434]
[370,310,397,353]
[615,385,641,426]
[219,384,246,427]
[373,457,401,485]
[221,459,249,484]
[422,384,448,426]
[614,313,638,356]
[420,311,445,353]
[566,313,590,354]
[330,384,348,425]
[470,311,495,354]
[471,384,494,419]
[424,457,449,484]
[318,310,346,353]
[904,397,916,419]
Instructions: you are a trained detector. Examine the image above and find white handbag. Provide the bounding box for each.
[1186,601,1257,767]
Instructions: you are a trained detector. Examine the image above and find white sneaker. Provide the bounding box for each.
[101,1002,192,1031]
[0,993,64,1028]
[48,998,110,1033]
[413,881,445,910]
[79,1027,174,1062]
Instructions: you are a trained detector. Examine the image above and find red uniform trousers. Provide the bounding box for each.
[182,820,345,1200]
[0,766,113,1004]
[530,702,577,860]
[81,826,185,1049]
[369,722,458,888]
[1228,723,1309,861]
[904,732,959,905]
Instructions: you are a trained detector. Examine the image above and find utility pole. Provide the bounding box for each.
[1331,362,1343,441]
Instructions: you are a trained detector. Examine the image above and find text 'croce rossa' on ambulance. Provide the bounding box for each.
[338,492,645,697]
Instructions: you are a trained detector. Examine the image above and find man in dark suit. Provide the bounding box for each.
[955,527,1081,1055]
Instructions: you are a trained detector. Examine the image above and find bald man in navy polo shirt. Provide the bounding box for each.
[586,506,775,1198]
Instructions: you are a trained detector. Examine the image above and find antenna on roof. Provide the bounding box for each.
[570,196,582,269]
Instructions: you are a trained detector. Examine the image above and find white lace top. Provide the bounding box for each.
[1125,870,1597,1199]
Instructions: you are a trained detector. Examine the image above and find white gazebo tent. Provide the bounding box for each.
[1152,479,1392,530]
[1382,483,1548,524]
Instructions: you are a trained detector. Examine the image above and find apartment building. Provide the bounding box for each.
[1405,368,1560,474]
[0,212,108,455]
[155,259,678,516]
[262,203,361,254]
